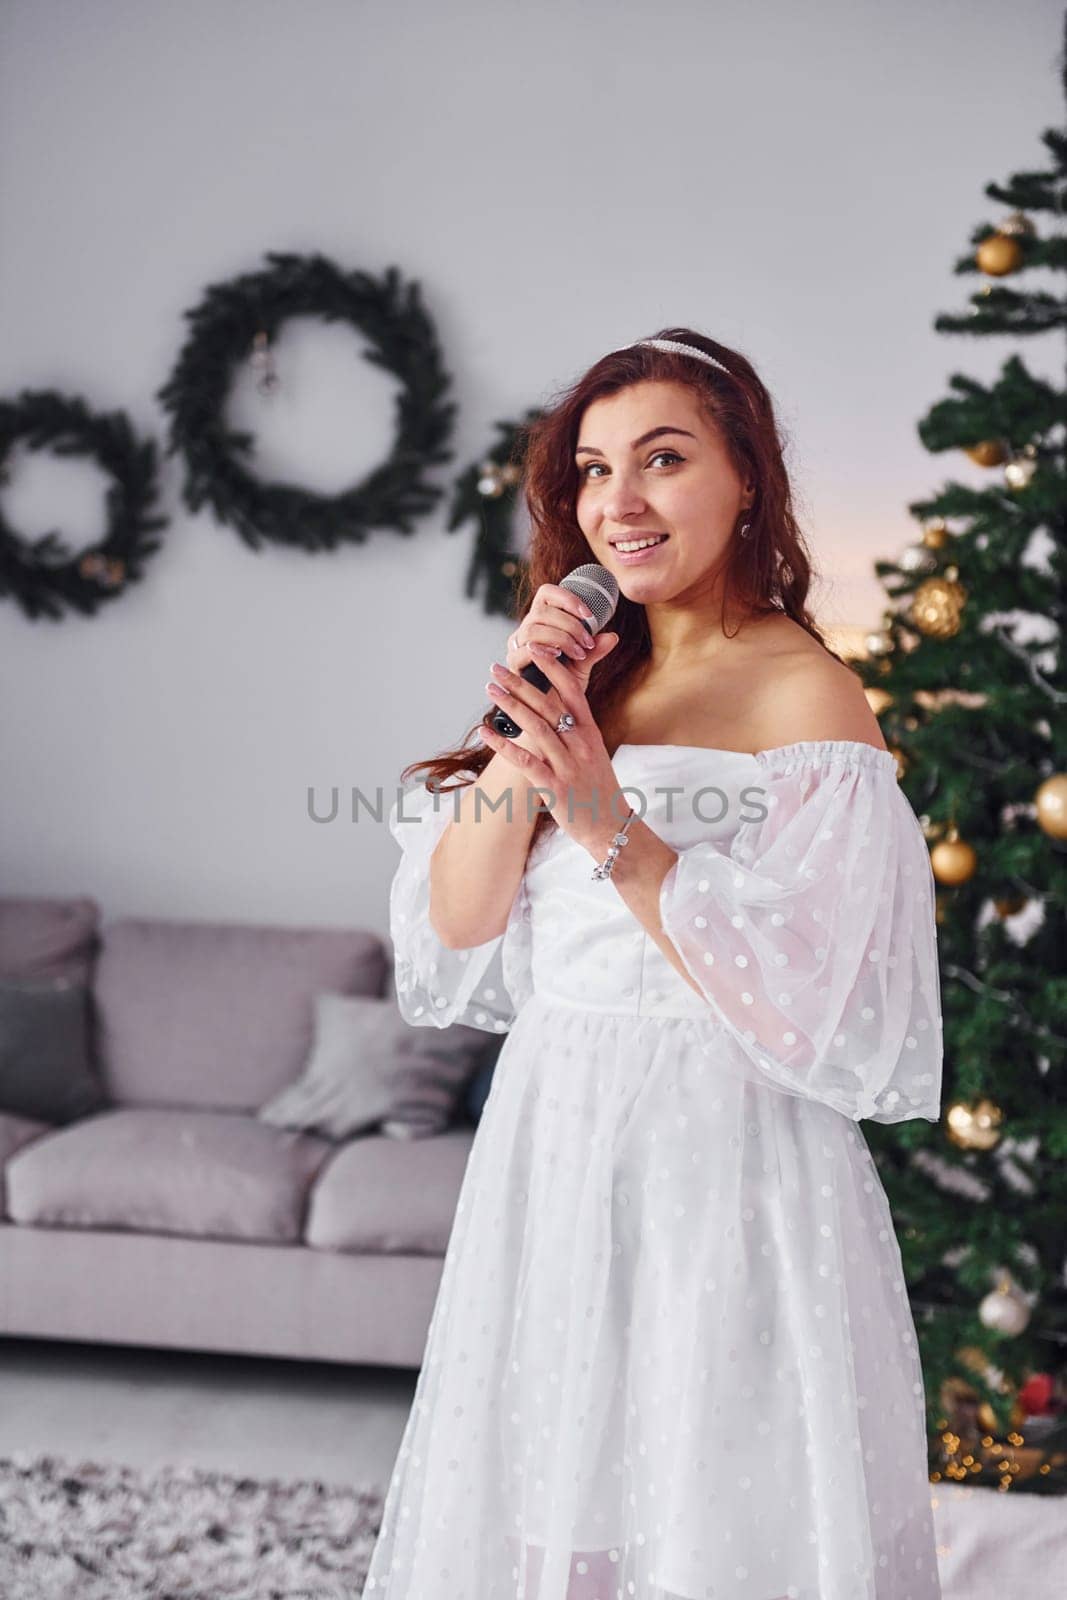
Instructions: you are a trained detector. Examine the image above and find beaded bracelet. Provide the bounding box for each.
[591,805,637,881]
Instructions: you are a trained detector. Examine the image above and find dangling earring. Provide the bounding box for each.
[739,518,752,539]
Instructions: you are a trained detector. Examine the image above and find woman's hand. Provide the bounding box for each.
[505,583,605,673]
[478,636,628,858]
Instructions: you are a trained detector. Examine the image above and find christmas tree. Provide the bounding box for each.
[854,13,1067,1495]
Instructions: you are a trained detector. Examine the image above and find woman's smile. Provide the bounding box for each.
[611,533,671,563]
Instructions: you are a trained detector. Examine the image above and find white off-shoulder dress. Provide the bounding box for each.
[364,739,945,1600]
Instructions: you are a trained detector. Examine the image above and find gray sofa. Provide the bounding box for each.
[0,896,494,1368]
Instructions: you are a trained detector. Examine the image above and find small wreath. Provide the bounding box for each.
[157,251,457,552]
[446,411,541,617]
[0,389,167,623]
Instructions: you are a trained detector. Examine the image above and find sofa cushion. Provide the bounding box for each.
[305,1125,474,1254]
[0,1110,52,1220]
[0,1110,52,1164]
[6,1107,333,1243]
[257,993,491,1141]
[94,917,387,1110]
[0,896,100,985]
[0,978,108,1124]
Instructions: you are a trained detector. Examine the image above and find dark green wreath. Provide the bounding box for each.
[157,251,457,552]
[0,389,166,623]
[446,410,542,617]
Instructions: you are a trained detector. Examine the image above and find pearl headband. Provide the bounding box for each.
[628,336,732,374]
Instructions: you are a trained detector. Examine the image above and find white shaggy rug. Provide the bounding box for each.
[0,1451,384,1599]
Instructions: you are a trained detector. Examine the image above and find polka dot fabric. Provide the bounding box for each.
[657,740,944,1123]
[369,741,943,1600]
[388,775,534,1033]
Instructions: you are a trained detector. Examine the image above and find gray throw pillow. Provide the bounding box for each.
[0,978,108,1124]
[256,993,490,1140]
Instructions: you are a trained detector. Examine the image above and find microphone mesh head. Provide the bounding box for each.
[560,564,619,633]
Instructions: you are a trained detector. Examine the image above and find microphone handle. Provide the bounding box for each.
[489,658,555,738]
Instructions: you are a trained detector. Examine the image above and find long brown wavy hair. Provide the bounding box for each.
[400,325,843,851]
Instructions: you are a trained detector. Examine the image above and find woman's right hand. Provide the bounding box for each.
[504,584,618,678]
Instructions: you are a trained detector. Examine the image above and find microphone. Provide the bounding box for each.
[490,563,620,738]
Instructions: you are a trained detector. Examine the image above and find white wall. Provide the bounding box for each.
[0,0,1061,931]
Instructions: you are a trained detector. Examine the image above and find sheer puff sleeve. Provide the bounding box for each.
[388,778,533,1032]
[658,740,944,1123]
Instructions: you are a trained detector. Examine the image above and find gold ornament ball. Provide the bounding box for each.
[975,233,1024,277]
[964,440,1009,468]
[910,577,966,639]
[946,1097,1004,1151]
[921,519,951,550]
[931,826,977,886]
[1035,774,1067,840]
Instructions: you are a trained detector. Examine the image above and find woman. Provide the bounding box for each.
[365,330,944,1600]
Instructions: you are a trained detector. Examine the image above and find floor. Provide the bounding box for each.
[0,1335,417,1494]
[3,1339,1065,1600]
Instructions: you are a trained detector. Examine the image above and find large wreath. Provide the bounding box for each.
[0,389,166,623]
[157,251,457,552]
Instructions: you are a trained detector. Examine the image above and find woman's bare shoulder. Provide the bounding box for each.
[748,619,888,751]
[745,610,833,657]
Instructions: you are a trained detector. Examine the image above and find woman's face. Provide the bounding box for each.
[574,380,753,600]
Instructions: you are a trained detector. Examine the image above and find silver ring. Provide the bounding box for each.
[555,712,576,735]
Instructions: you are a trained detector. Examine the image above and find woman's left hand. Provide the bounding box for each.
[479,641,629,857]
